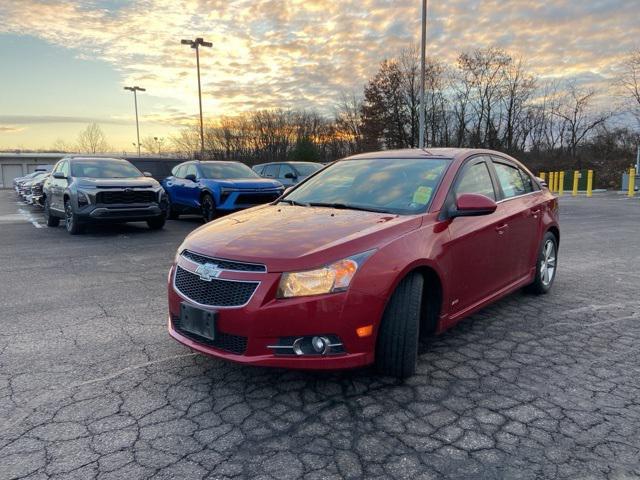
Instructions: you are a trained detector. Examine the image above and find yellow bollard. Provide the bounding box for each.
[558,171,565,196]
[587,170,593,197]
[572,171,579,196]
[539,172,546,182]
[548,172,554,192]
[553,171,559,193]
[629,168,636,198]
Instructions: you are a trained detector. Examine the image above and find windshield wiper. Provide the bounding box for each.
[307,202,392,214]
[279,199,310,207]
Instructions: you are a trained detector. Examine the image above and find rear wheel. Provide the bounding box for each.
[375,272,424,379]
[44,197,60,227]
[64,199,82,235]
[147,215,166,230]
[201,193,216,223]
[525,231,558,294]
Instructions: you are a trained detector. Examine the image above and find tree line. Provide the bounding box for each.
[167,46,639,188]
[50,47,640,189]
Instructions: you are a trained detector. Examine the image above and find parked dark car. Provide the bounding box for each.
[17,171,49,201]
[24,172,50,205]
[128,158,182,182]
[13,171,44,193]
[43,157,166,234]
[168,148,559,378]
[252,161,323,187]
[162,160,284,222]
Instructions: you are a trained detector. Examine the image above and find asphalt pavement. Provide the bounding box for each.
[1,190,639,479]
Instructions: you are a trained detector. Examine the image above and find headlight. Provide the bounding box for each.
[77,191,91,207]
[277,251,374,298]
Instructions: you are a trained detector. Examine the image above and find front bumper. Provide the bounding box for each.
[217,189,283,211]
[77,203,163,221]
[167,261,382,370]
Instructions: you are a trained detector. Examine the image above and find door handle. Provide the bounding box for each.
[495,224,509,235]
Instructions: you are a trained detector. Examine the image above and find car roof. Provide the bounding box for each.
[66,157,128,163]
[343,148,504,161]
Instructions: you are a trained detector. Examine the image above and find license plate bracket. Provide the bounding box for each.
[179,303,217,341]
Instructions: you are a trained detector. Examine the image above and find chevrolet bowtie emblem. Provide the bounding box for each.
[195,263,222,281]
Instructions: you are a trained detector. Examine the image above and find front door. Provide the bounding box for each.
[442,157,510,317]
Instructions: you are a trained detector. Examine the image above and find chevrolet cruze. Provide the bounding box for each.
[168,148,559,378]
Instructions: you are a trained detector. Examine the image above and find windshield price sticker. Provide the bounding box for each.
[412,186,433,205]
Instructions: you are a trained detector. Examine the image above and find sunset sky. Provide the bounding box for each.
[0,0,637,151]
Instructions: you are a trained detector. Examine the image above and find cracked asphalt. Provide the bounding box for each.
[1,190,639,479]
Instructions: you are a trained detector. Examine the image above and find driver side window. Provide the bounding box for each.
[60,161,70,177]
[185,164,198,179]
[455,160,496,200]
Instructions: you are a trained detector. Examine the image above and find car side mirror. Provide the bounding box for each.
[143,171,153,177]
[185,174,197,182]
[450,193,497,218]
[535,176,547,188]
[284,172,296,179]
[52,171,66,179]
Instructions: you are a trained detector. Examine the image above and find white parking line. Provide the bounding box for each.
[18,208,44,228]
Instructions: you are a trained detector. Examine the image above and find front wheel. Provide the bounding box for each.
[201,193,216,223]
[375,272,424,379]
[525,231,558,294]
[44,197,60,227]
[64,199,83,235]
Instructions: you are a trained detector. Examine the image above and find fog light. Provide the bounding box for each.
[311,336,329,354]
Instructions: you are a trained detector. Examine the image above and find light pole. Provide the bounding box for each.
[124,86,146,157]
[181,37,212,159]
[418,0,428,149]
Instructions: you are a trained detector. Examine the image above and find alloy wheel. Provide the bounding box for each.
[65,202,73,231]
[540,239,556,286]
[202,196,215,222]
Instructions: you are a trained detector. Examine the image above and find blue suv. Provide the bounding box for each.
[162,161,284,221]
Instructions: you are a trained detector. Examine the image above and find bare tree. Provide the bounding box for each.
[142,136,165,155]
[618,50,640,127]
[77,123,109,153]
[553,82,612,167]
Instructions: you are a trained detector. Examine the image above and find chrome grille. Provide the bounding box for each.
[181,250,266,272]
[174,266,258,307]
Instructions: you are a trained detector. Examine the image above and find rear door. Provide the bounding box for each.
[490,157,542,282]
[444,156,507,315]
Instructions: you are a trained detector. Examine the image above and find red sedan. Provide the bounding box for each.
[168,149,559,378]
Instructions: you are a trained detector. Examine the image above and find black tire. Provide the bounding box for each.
[64,199,82,235]
[375,272,424,379]
[147,215,166,230]
[44,197,60,227]
[166,197,180,220]
[201,193,216,223]
[525,231,558,295]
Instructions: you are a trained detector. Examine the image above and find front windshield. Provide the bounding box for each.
[71,160,142,178]
[199,162,259,179]
[283,158,448,214]
[295,163,322,176]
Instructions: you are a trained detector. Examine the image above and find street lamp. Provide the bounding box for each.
[181,37,212,159]
[124,86,146,157]
[418,0,428,149]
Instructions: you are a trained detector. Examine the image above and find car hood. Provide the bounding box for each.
[201,178,282,190]
[75,177,159,189]
[181,204,422,272]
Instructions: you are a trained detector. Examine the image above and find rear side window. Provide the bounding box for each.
[455,161,496,200]
[493,162,526,199]
[263,164,279,178]
[519,169,535,193]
